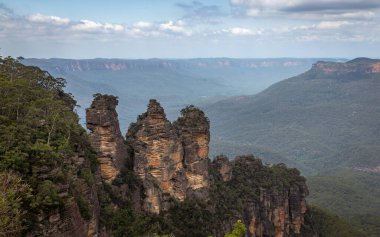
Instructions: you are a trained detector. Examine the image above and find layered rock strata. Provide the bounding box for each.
[174,106,210,191]
[126,100,210,213]
[86,94,127,182]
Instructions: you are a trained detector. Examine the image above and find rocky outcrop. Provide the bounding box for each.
[86,94,127,182]
[211,156,308,237]
[126,99,187,213]
[310,58,380,79]
[174,106,210,192]
[126,100,210,213]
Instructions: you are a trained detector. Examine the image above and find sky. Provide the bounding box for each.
[0,0,379,59]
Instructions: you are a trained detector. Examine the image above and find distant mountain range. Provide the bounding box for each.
[22,58,341,131]
[206,57,380,174]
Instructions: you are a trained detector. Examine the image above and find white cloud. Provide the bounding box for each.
[316,21,349,29]
[28,13,70,25]
[133,21,153,29]
[159,20,192,36]
[104,23,124,31]
[337,11,375,19]
[229,27,256,35]
[127,20,193,38]
[72,20,124,32]
[211,27,262,36]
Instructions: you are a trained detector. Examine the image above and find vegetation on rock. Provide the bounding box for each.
[0,56,98,235]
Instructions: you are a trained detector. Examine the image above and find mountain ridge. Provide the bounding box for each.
[206,57,380,173]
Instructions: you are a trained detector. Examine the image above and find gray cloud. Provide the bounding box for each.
[175,1,226,24]
[282,0,380,13]
[230,0,380,18]
[0,3,15,18]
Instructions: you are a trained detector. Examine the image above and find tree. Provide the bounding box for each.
[224,220,246,237]
[0,172,31,236]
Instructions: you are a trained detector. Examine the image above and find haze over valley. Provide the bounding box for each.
[23,57,337,129]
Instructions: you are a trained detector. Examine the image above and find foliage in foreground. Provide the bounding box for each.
[224,220,246,237]
[0,56,97,235]
[0,172,31,236]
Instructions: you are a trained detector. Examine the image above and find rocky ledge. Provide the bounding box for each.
[309,57,380,79]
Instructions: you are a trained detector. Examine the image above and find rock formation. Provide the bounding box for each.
[86,94,127,182]
[84,96,309,236]
[126,100,210,213]
[174,105,210,192]
[211,156,308,237]
[310,57,380,78]
[126,99,187,213]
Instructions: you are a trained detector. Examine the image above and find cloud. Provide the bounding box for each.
[0,7,125,42]
[212,27,262,36]
[316,21,349,29]
[71,20,124,32]
[159,20,192,36]
[133,21,153,29]
[230,0,380,18]
[127,20,193,38]
[227,27,258,36]
[28,13,70,25]
[176,1,225,24]
[0,3,14,18]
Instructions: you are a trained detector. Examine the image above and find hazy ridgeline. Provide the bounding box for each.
[23,58,336,131]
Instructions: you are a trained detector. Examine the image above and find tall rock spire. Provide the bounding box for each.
[86,94,127,182]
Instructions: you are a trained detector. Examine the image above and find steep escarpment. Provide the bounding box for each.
[309,57,380,79]
[126,100,210,214]
[86,94,127,182]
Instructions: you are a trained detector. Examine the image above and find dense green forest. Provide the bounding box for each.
[0,56,98,235]
[307,169,380,236]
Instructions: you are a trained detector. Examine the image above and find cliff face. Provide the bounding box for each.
[211,156,308,237]
[126,99,187,213]
[310,58,380,79]
[126,100,210,213]
[174,106,210,192]
[86,94,127,182]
